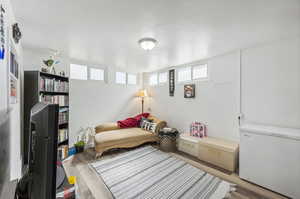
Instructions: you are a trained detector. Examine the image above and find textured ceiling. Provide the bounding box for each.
[11,0,300,72]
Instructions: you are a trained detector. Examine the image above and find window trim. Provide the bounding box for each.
[115,71,127,85]
[89,67,105,81]
[158,72,168,85]
[127,73,138,85]
[149,73,158,86]
[177,66,192,83]
[192,64,209,81]
[70,63,88,80]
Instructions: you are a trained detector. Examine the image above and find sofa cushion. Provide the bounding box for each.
[95,128,157,147]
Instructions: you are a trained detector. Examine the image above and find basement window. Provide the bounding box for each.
[193,64,208,80]
[90,68,104,81]
[70,64,87,80]
[178,67,191,82]
[127,74,137,85]
[159,72,168,84]
[149,73,158,86]
[116,72,127,84]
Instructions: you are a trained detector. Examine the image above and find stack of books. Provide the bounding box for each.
[59,112,69,124]
[58,145,69,160]
[40,78,69,92]
[58,129,68,143]
[40,95,69,106]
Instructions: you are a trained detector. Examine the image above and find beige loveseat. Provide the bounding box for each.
[94,115,167,158]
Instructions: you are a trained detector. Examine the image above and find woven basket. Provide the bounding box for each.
[160,136,177,152]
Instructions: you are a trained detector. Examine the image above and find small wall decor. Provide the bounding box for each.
[42,52,60,74]
[10,52,19,79]
[59,71,66,77]
[169,69,175,96]
[184,84,195,98]
[0,5,6,60]
[10,77,17,104]
[12,23,22,44]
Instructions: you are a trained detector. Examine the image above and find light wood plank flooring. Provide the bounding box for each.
[63,146,289,199]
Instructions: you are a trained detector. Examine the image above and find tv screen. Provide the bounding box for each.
[28,103,59,199]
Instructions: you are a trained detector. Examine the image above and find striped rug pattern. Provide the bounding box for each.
[90,146,231,199]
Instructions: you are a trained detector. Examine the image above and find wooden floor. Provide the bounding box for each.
[63,146,289,199]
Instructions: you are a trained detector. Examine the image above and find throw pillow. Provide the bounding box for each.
[139,117,153,128]
[141,121,157,133]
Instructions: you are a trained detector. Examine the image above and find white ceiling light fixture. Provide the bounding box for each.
[138,38,157,51]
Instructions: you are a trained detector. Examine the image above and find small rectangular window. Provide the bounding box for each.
[70,64,87,80]
[90,68,104,81]
[159,72,167,84]
[149,73,158,85]
[116,72,126,84]
[127,74,137,85]
[178,67,191,82]
[193,64,208,80]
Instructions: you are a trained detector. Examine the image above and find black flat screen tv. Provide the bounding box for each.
[28,103,59,199]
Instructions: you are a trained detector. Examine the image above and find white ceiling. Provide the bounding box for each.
[11,0,300,72]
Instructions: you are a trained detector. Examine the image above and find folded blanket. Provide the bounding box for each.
[117,113,150,128]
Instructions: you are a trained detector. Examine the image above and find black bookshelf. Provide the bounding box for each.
[24,71,70,164]
[40,91,69,96]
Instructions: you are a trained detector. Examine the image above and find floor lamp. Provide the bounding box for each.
[137,89,148,113]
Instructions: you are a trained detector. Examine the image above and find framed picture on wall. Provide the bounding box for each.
[10,51,18,79]
[10,75,17,104]
[169,69,175,96]
[184,84,195,98]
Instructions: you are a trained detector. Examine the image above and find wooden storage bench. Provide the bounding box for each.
[177,134,200,157]
[178,133,239,172]
[198,137,239,172]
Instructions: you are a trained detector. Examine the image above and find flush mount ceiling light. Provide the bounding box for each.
[138,38,157,51]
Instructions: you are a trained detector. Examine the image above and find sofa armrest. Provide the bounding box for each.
[155,121,167,134]
[95,123,120,134]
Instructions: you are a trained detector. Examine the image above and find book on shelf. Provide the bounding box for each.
[59,112,69,125]
[40,77,69,92]
[39,95,69,106]
[58,145,69,160]
[58,129,68,143]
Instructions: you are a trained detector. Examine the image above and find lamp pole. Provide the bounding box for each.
[141,97,144,113]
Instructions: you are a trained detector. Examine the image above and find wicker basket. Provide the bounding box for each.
[160,136,177,152]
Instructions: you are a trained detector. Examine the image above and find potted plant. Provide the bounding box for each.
[74,141,85,153]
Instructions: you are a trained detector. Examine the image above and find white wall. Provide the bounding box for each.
[70,80,141,144]
[0,0,23,180]
[23,48,142,146]
[144,36,300,142]
[145,51,241,141]
[23,47,69,74]
[241,37,300,128]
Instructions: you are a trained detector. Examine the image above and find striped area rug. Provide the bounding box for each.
[90,146,231,199]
